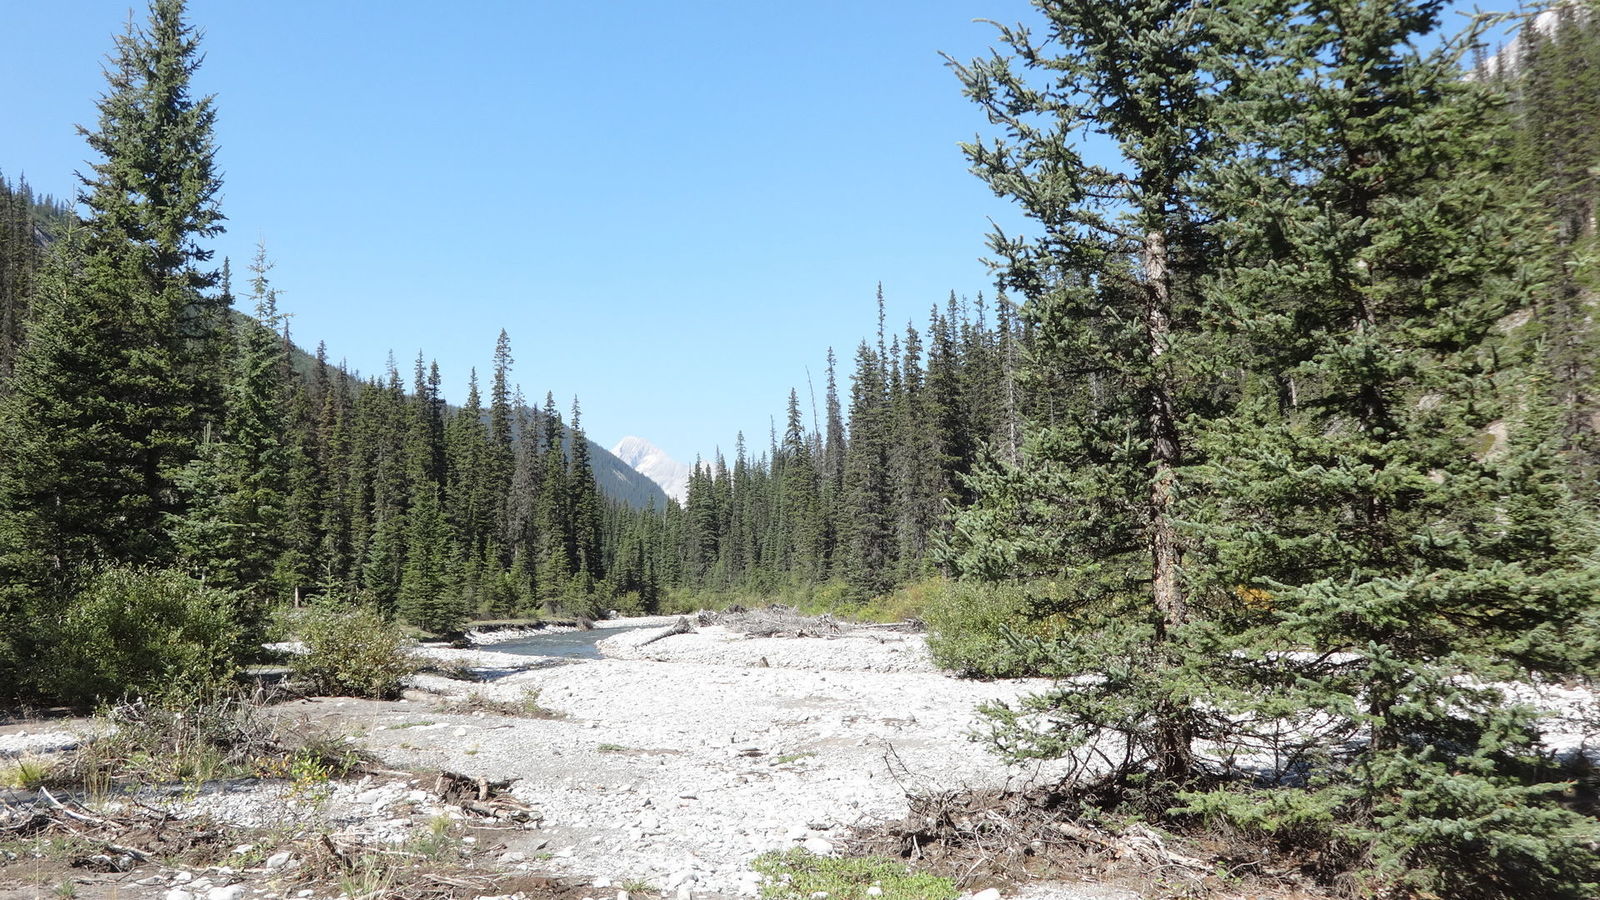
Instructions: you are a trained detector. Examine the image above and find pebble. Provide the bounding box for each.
[173,872,195,884]
[802,837,834,856]
[971,890,1002,900]
[265,851,294,870]
[207,887,246,900]
[163,891,194,900]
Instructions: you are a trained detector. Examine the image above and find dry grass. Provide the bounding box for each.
[436,690,562,720]
[848,780,1339,900]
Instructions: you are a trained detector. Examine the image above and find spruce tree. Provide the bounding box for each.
[945,0,1226,779]
[1175,2,1600,893]
[0,0,226,690]
[172,245,291,633]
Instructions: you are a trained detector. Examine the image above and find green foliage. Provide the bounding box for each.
[922,579,1060,677]
[0,757,54,790]
[944,1,1600,897]
[290,601,418,699]
[49,566,240,706]
[750,849,956,900]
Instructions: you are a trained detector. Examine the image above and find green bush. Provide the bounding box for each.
[50,566,242,706]
[751,849,955,900]
[291,601,418,699]
[923,578,1063,677]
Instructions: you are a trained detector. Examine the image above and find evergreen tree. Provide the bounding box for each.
[0,0,226,690]
[172,245,291,634]
[945,0,1226,778]
[568,398,604,583]
[534,392,572,604]
[1174,2,1600,893]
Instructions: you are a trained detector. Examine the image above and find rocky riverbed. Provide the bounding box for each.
[0,617,1138,900]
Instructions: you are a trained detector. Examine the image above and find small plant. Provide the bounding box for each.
[48,566,242,706]
[597,743,629,753]
[751,850,956,900]
[773,752,816,766]
[440,690,561,719]
[291,600,419,699]
[406,815,462,861]
[1,757,53,790]
[621,877,658,894]
[52,880,77,899]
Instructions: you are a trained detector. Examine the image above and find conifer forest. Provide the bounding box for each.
[4,0,1600,897]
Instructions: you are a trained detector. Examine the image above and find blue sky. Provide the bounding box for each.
[7,0,1525,466]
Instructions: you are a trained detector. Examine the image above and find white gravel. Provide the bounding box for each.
[0,729,82,759]
[370,625,1094,898]
[597,622,937,673]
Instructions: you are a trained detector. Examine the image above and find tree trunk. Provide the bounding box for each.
[1142,227,1194,781]
[1142,228,1189,634]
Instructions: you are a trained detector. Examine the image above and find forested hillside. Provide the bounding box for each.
[0,0,671,705]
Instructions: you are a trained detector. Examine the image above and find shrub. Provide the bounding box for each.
[751,849,956,900]
[922,579,1063,677]
[291,601,418,699]
[50,566,242,706]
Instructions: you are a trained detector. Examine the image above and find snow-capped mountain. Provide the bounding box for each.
[610,436,692,504]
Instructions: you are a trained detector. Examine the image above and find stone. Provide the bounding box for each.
[172,872,195,884]
[970,890,1002,900]
[866,888,883,897]
[801,837,834,856]
[206,887,246,900]
[163,891,194,900]
[265,851,294,871]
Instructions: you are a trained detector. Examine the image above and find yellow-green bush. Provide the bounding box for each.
[922,578,1062,677]
[291,601,418,699]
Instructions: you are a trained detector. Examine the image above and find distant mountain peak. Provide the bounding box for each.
[611,436,691,503]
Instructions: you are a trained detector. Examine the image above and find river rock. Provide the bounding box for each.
[265,851,294,870]
[802,837,834,855]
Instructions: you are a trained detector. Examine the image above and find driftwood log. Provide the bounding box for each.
[638,616,693,647]
[432,770,542,824]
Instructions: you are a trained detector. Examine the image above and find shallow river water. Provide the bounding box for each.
[487,625,639,660]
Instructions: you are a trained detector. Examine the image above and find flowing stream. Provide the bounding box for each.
[487,625,639,660]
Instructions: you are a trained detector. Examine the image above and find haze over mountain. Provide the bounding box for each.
[610,436,692,504]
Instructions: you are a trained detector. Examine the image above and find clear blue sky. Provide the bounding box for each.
[6,0,1525,466]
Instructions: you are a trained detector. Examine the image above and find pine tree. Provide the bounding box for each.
[842,340,895,597]
[534,393,572,604]
[172,244,291,634]
[568,398,604,583]
[0,0,226,686]
[945,0,1226,778]
[1174,2,1600,893]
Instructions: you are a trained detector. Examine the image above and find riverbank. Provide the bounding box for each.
[3,617,1136,900]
